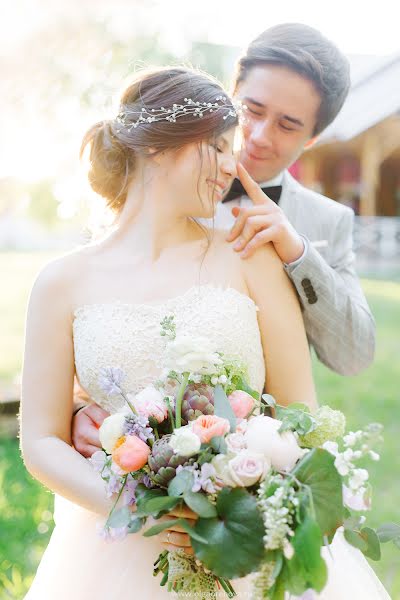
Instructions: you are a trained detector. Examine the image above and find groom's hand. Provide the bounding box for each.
[72,404,109,458]
[226,163,304,263]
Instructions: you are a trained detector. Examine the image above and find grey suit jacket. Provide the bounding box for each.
[212,171,375,376]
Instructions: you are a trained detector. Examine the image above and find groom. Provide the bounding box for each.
[72,23,375,456]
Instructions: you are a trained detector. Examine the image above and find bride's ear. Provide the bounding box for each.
[145,146,164,165]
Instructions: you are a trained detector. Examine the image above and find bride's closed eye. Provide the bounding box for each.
[210,142,223,153]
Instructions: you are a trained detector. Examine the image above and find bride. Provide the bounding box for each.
[20,66,390,599]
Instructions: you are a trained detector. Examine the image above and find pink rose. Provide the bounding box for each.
[112,435,150,473]
[228,390,255,419]
[132,386,168,423]
[228,451,269,487]
[192,415,230,444]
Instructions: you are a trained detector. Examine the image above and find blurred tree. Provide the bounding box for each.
[26,181,59,228]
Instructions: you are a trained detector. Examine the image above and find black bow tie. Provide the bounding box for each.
[222,179,282,204]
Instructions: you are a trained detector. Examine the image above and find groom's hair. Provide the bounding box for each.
[234,23,350,136]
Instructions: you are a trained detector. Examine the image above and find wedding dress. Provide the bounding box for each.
[24,285,391,599]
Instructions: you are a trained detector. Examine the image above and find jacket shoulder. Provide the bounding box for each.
[286,173,353,222]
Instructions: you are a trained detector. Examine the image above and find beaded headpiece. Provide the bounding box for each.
[115,96,240,131]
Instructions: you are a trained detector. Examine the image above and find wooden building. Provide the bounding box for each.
[295,53,400,216]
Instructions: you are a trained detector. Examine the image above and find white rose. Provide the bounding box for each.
[228,451,270,487]
[165,335,223,375]
[211,454,237,487]
[225,432,247,454]
[99,413,126,454]
[244,415,303,472]
[170,426,201,457]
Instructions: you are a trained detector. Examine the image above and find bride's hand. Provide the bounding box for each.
[153,504,198,555]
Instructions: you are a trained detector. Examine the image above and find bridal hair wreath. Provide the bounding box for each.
[115,96,240,131]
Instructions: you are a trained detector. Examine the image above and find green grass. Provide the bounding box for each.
[0,252,399,598]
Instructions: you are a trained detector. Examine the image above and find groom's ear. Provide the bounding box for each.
[304,136,319,150]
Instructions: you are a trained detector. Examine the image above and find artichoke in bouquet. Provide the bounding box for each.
[181,384,214,424]
[148,435,188,487]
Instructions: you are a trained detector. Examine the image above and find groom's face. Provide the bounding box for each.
[235,65,321,182]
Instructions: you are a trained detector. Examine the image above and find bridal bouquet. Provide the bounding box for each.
[91,315,397,599]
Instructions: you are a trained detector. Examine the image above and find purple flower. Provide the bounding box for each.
[90,450,108,473]
[192,463,217,494]
[96,522,128,543]
[140,474,153,488]
[123,414,154,443]
[105,472,124,497]
[99,367,125,396]
[122,477,139,506]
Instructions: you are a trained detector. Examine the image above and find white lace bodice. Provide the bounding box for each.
[73,284,265,413]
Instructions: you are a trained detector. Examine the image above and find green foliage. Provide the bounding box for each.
[213,385,236,432]
[192,488,265,579]
[283,516,328,594]
[183,491,217,518]
[293,448,344,536]
[0,438,54,598]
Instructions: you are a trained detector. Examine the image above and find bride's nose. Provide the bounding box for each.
[220,154,237,180]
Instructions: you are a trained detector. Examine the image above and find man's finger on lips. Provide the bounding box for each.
[237,163,271,206]
[241,227,278,258]
[232,216,273,251]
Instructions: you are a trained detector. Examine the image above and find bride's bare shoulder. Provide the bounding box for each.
[29,245,93,305]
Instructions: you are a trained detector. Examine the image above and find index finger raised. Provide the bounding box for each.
[237,162,275,207]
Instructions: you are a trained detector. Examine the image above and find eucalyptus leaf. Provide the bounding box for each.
[214,385,236,432]
[344,529,368,552]
[210,435,228,454]
[376,522,400,543]
[168,469,194,497]
[143,518,181,537]
[293,448,344,536]
[276,406,316,436]
[127,515,145,533]
[136,486,165,506]
[261,393,276,408]
[191,488,265,578]
[141,495,180,516]
[183,490,218,518]
[107,506,131,529]
[361,527,381,561]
